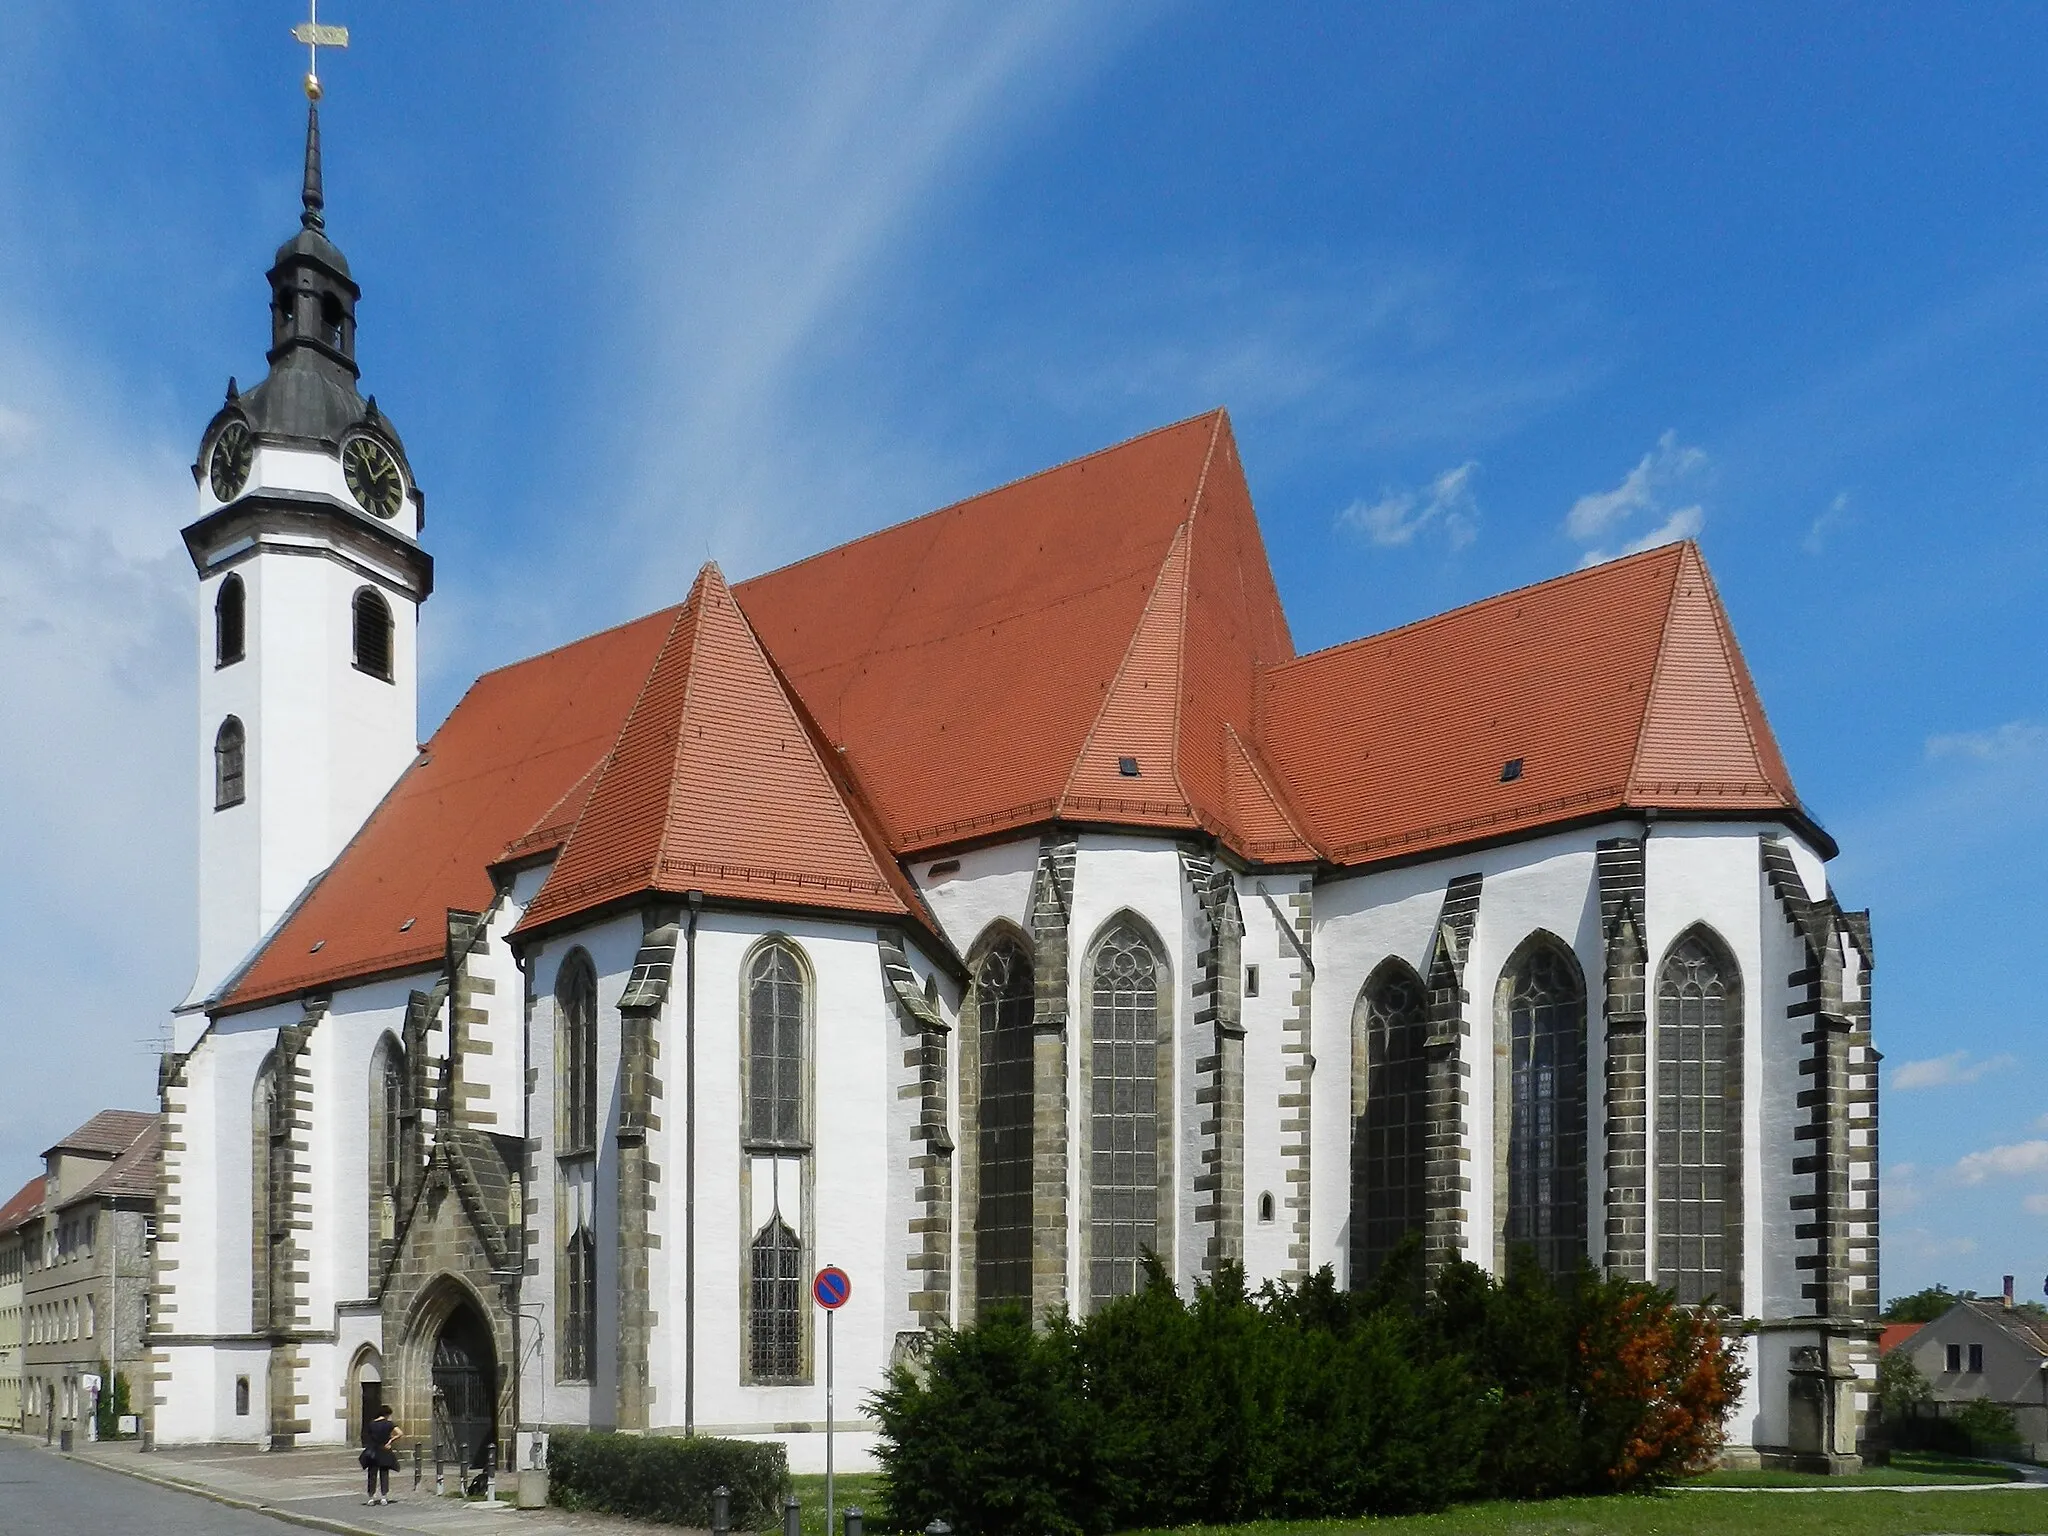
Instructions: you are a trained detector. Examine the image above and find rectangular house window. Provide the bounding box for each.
[1946,1343,1962,1373]
[1969,1343,1984,1374]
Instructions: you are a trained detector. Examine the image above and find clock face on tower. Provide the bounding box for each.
[342,435,404,520]
[209,421,253,502]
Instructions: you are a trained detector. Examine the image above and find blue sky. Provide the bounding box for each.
[1,2,2042,1301]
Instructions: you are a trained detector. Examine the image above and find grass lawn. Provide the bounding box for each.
[1688,1450,2018,1487]
[1116,1489,2048,1536]
[790,1472,884,1536]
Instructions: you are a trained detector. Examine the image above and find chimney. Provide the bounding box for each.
[2005,1274,2016,1309]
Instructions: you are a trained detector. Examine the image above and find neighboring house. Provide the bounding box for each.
[1894,1295,2048,1459]
[22,1112,159,1444]
[1878,1322,1925,1356]
[0,1177,41,1431]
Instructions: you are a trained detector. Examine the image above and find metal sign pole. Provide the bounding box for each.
[825,1303,835,1536]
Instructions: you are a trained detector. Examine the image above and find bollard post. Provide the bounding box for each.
[784,1492,801,1536]
[413,1442,423,1493]
[434,1442,445,1498]
[485,1440,499,1503]
[845,1505,864,1536]
[712,1483,731,1536]
[927,1522,952,1536]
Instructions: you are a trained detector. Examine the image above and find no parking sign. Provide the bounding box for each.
[813,1265,851,1310]
[815,1264,854,1532]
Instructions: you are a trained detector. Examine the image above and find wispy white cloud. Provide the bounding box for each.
[1955,1140,2048,1185]
[1566,430,1709,565]
[1926,720,2048,762]
[1804,490,1851,555]
[1337,460,1479,551]
[1891,1050,2020,1091]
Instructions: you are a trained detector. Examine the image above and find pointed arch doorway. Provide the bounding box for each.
[430,1303,497,1470]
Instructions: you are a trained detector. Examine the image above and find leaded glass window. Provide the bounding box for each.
[1656,932,1741,1307]
[561,1225,595,1382]
[215,717,246,809]
[974,942,1034,1316]
[1504,941,1587,1280]
[746,943,806,1145]
[1089,924,1160,1310]
[1352,960,1428,1285]
[558,953,598,1154]
[750,1217,803,1380]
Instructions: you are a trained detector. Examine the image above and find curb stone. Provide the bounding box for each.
[49,1445,392,1536]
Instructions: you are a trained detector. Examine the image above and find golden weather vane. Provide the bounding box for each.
[291,0,350,101]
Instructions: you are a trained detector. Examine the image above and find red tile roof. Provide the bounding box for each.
[1258,541,1805,866]
[214,411,1822,1014]
[44,1108,159,1160]
[514,564,938,943]
[222,608,679,1011]
[1878,1322,1925,1355]
[0,1176,42,1236]
[735,409,1296,856]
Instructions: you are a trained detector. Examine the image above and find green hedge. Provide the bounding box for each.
[549,1430,789,1528]
[872,1242,1745,1536]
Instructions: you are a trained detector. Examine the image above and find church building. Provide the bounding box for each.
[149,103,1882,1472]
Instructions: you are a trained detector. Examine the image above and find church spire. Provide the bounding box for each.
[301,102,325,232]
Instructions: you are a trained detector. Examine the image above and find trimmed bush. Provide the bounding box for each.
[871,1245,1744,1536]
[549,1430,789,1528]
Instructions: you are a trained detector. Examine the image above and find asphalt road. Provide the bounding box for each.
[0,1434,301,1534]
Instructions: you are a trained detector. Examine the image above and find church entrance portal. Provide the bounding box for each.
[430,1304,497,1470]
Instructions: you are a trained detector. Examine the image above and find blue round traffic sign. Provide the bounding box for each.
[813,1265,852,1310]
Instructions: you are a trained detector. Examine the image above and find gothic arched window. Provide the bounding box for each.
[215,574,246,667]
[745,942,806,1146]
[368,1036,406,1258]
[1500,938,1587,1280]
[561,1225,595,1383]
[749,1217,803,1380]
[557,951,598,1155]
[250,1053,287,1331]
[352,587,393,682]
[1086,920,1165,1310]
[1656,929,1744,1308]
[1351,958,1429,1286]
[214,717,246,809]
[974,939,1034,1317]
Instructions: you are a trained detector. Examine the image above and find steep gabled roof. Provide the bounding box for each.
[514,564,941,946]
[44,1109,159,1160]
[734,409,1294,855]
[222,607,679,1012]
[0,1176,42,1236]
[1259,542,1807,867]
[59,1118,162,1209]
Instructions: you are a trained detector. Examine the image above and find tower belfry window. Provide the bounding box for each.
[215,574,246,667]
[214,717,246,809]
[352,588,393,682]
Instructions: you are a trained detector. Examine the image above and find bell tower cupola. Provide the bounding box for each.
[177,62,433,1022]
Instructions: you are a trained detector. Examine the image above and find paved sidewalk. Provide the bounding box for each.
[45,1438,693,1536]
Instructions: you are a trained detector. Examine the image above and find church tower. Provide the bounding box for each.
[179,101,432,1015]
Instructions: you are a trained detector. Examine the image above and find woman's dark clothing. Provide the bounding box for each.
[362,1416,399,1495]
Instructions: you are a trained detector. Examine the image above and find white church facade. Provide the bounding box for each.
[148,104,1882,1473]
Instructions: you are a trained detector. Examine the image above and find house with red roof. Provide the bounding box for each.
[150,103,1879,1473]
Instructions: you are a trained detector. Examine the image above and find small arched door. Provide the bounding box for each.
[429,1304,496,1469]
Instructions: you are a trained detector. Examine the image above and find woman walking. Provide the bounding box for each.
[360,1403,403,1505]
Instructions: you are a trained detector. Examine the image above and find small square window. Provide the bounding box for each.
[1969,1343,1984,1374]
[1244,964,1260,998]
[1117,756,1140,778]
[1500,758,1524,783]
[1947,1343,1962,1373]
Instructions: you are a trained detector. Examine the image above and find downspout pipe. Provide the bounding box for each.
[684,891,703,1437]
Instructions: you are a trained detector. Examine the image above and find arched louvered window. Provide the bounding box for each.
[746,943,806,1145]
[750,1217,803,1380]
[1500,938,1587,1280]
[561,1225,596,1382]
[1656,929,1744,1308]
[215,574,246,667]
[557,951,598,1155]
[214,717,246,809]
[1351,959,1429,1286]
[974,940,1034,1317]
[1087,920,1164,1310]
[352,587,393,682]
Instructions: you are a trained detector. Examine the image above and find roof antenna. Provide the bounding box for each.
[289,1,350,230]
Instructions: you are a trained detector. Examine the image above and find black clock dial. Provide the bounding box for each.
[343,435,404,520]
[209,421,253,501]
